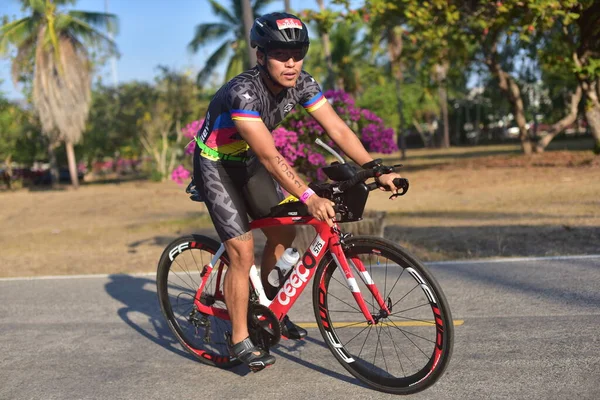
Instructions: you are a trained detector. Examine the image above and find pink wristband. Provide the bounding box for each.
[300,188,315,204]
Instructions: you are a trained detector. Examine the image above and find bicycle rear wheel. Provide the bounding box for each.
[156,234,239,368]
[312,236,453,394]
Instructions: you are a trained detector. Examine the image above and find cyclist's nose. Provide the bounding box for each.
[284,57,295,66]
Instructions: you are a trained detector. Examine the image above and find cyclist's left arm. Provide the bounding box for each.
[309,102,372,166]
[309,102,402,195]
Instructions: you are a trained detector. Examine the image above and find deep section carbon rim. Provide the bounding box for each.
[314,237,453,394]
[157,235,238,368]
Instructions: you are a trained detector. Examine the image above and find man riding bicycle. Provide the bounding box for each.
[192,12,402,372]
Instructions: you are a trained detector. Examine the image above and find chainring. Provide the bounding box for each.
[247,303,281,349]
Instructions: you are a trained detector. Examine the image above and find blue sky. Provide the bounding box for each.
[0,0,324,100]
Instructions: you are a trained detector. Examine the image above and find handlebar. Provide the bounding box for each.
[337,168,377,192]
[336,164,409,198]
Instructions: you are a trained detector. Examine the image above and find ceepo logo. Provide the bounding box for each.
[277,263,310,305]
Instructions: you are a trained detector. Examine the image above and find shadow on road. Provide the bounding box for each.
[103,274,366,386]
[104,274,196,362]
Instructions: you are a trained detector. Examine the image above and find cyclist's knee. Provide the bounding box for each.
[224,232,255,269]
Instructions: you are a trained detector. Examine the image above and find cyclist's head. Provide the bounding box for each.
[251,12,310,57]
[251,12,309,89]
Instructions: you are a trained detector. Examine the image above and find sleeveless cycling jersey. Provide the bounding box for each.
[195,66,327,162]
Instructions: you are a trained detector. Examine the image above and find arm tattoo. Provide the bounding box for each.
[275,155,302,189]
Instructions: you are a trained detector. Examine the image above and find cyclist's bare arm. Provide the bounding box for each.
[309,102,374,166]
[309,102,402,194]
[234,119,335,225]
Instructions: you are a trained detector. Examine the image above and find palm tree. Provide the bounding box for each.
[0,0,118,188]
[365,16,409,157]
[189,0,273,88]
[328,20,367,96]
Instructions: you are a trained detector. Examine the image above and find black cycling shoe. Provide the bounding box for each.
[226,334,276,373]
[281,315,307,340]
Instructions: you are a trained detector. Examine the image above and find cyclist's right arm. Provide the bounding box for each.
[234,119,335,226]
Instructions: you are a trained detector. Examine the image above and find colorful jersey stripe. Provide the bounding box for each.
[214,112,235,129]
[231,109,262,121]
[302,92,327,113]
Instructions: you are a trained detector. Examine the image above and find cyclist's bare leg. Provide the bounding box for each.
[260,225,296,299]
[223,232,256,345]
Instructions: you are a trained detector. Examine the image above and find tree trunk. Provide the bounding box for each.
[65,140,79,188]
[3,155,12,190]
[167,120,183,181]
[573,51,600,154]
[241,0,256,68]
[160,129,169,181]
[587,106,600,154]
[535,86,582,152]
[388,27,406,159]
[582,80,600,154]
[485,43,533,154]
[316,0,335,90]
[284,0,291,13]
[48,141,59,186]
[435,62,450,148]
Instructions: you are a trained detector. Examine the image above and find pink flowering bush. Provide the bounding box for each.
[171,90,396,184]
[171,164,191,185]
[183,119,203,155]
[169,119,202,184]
[275,89,397,180]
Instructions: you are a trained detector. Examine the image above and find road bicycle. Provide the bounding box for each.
[156,142,454,395]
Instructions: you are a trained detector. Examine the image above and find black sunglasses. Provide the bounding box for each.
[266,45,308,62]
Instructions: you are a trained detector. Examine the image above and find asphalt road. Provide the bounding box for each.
[1,255,599,400]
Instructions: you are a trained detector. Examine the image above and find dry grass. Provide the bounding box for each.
[1,141,598,277]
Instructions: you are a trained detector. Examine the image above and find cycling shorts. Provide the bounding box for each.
[193,145,285,242]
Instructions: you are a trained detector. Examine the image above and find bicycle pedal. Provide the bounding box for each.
[248,363,270,373]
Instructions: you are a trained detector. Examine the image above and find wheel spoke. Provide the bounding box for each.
[383,323,408,376]
[343,325,371,346]
[174,255,200,292]
[326,291,363,314]
[391,284,420,310]
[357,325,373,360]
[388,314,437,326]
[390,303,430,315]
[387,319,436,350]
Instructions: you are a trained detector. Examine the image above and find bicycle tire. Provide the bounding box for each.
[156,234,240,368]
[312,236,453,394]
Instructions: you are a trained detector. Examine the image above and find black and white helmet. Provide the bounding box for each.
[250,12,310,54]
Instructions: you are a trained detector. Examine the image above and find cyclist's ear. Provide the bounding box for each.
[257,49,266,65]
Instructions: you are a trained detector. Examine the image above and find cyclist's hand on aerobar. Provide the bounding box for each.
[377,172,403,199]
[305,195,336,227]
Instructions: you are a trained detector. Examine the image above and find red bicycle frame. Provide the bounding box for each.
[193,215,391,324]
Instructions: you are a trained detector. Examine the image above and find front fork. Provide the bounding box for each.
[329,240,391,324]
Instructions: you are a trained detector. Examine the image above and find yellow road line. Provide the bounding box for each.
[295,320,464,329]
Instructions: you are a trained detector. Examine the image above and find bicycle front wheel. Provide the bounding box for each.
[156,234,239,368]
[312,236,453,394]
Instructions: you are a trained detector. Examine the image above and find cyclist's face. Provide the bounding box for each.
[262,48,305,88]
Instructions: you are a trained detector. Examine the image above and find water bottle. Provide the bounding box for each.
[267,248,300,287]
